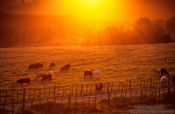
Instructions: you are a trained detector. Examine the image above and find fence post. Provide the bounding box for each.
[74,91,77,111]
[107,82,110,93]
[150,79,152,88]
[22,88,26,113]
[3,100,5,111]
[129,80,131,90]
[168,80,170,96]
[68,95,71,109]
[72,85,74,95]
[108,92,111,105]
[111,82,113,92]
[80,85,83,95]
[140,90,143,103]
[53,86,56,98]
[95,92,97,108]
[159,88,161,102]
[12,100,15,114]
[88,93,90,108]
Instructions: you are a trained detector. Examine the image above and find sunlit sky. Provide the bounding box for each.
[0,0,175,45]
[1,0,174,27]
[28,0,175,21]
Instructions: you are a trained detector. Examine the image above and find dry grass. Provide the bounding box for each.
[0,43,175,88]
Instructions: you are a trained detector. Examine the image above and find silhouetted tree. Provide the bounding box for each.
[152,20,172,43]
[166,17,175,41]
[133,17,154,43]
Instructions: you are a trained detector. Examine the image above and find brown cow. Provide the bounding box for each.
[16,78,30,85]
[49,63,56,69]
[28,63,43,70]
[35,71,53,82]
[60,64,70,73]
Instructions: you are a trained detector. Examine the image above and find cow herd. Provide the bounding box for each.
[16,62,175,91]
[16,62,101,85]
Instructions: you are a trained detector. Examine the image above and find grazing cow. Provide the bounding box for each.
[60,64,70,73]
[35,71,53,82]
[160,75,169,87]
[92,70,101,77]
[49,63,56,69]
[154,68,170,78]
[28,63,43,70]
[84,71,93,80]
[96,83,103,92]
[16,78,30,85]
[84,70,101,80]
[160,68,170,78]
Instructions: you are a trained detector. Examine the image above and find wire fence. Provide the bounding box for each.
[0,78,175,114]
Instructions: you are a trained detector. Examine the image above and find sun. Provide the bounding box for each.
[81,0,102,7]
[52,0,125,29]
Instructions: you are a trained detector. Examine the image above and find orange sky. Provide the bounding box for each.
[0,0,174,46]
[23,0,173,21]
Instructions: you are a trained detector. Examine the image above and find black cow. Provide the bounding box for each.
[60,64,70,73]
[84,71,93,80]
[16,78,30,85]
[49,62,56,69]
[160,68,170,79]
[41,74,52,82]
[28,63,43,70]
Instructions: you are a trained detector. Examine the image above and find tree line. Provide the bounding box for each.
[84,17,175,45]
[0,15,175,47]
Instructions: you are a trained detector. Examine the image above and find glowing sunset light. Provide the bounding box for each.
[51,0,124,23]
[80,0,102,7]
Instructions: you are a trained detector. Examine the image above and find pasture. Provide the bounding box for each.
[0,43,175,88]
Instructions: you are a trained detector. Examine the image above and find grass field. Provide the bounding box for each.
[0,43,175,88]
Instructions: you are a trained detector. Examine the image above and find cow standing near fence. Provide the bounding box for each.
[35,71,53,82]
[84,70,101,81]
[60,64,70,73]
[16,78,30,85]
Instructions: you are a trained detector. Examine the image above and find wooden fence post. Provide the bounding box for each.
[107,82,110,93]
[95,92,97,108]
[80,85,83,95]
[111,82,113,92]
[74,91,77,111]
[155,88,157,102]
[3,100,5,111]
[62,87,65,97]
[108,92,111,105]
[168,80,170,96]
[71,85,74,95]
[140,90,143,103]
[150,79,152,88]
[159,88,161,102]
[68,95,71,109]
[101,92,103,109]
[129,80,131,90]
[22,88,26,113]
[149,79,152,103]
[88,94,90,108]
[12,100,15,114]
[54,86,56,97]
